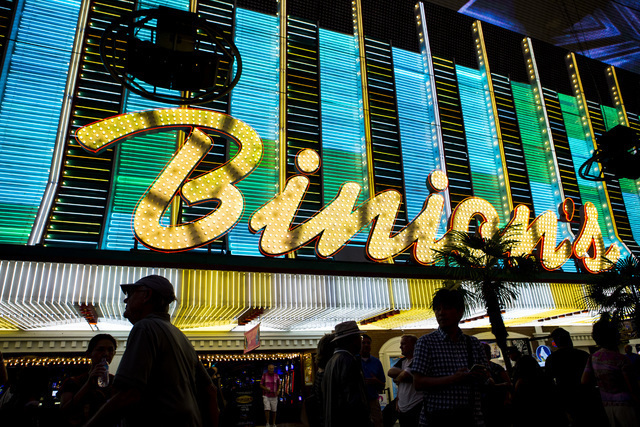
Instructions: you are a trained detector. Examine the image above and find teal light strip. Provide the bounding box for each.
[229,8,279,256]
[392,47,442,230]
[319,28,368,243]
[0,0,81,244]
[456,65,505,225]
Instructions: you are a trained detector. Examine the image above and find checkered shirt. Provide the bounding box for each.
[410,328,487,427]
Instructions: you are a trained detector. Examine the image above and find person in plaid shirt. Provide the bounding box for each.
[410,288,488,426]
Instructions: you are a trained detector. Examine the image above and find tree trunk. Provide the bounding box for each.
[485,288,513,373]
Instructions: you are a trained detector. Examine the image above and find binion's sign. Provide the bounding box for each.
[76,108,620,273]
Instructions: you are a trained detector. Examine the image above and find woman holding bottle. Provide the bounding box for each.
[60,334,117,426]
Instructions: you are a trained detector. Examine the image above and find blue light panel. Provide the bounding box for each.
[228,8,279,256]
[392,47,439,222]
[0,0,81,244]
[319,29,368,243]
[455,65,505,225]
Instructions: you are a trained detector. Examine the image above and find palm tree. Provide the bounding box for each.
[584,255,640,337]
[434,226,538,371]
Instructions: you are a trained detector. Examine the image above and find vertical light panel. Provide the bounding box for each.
[511,82,576,271]
[392,47,442,231]
[0,0,81,244]
[319,28,368,242]
[416,2,451,219]
[456,65,506,225]
[472,21,513,217]
[101,0,190,250]
[558,93,616,246]
[600,104,640,255]
[511,83,561,215]
[229,8,279,256]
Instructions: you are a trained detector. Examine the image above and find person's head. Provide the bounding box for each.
[624,344,633,355]
[316,333,335,370]
[267,364,275,374]
[360,334,372,357]
[400,335,417,358]
[482,342,492,362]
[121,275,176,324]
[592,314,620,350]
[550,327,573,348]
[507,346,522,362]
[87,334,117,365]
[431,288,465,330]
[332,321,362,355]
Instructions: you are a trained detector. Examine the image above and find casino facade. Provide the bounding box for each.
[1,0,639,384]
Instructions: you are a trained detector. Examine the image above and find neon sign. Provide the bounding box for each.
[76,108,619,273]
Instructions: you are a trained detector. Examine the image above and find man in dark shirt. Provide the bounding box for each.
[322,321,371,427]
[360,334,385,427]
[544,327,590,426]
[85,275,218,427]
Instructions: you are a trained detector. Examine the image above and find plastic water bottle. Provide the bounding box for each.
[97,357,109,388]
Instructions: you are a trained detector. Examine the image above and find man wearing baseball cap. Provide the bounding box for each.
[86,275,218,427]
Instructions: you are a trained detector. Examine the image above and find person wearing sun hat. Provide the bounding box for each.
[321,321,372,427]
[85,275,219,427]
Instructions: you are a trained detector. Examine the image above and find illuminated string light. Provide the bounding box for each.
[77,109,617,272]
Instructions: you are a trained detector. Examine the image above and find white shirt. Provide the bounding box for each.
[397,357,423,412]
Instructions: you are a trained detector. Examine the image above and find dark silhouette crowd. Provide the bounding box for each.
[311,288,640,427]
[2,284,640,427]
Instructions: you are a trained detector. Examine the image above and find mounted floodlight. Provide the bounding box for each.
[579,125,640,181]
[100,6,242,105]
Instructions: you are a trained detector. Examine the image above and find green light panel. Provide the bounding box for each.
[456,65,506,225]
[492,75,534,214]
[558,93,614,245]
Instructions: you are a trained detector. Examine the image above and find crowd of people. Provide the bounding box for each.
[1,278,640,427]
[311,288,640,427]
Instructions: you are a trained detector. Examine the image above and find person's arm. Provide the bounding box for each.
[0,351,7,385]
[499,368,512,387]
[60,364,108,413]
[621,358,640,405]
[259,373,269,392]
[374,361,386,392]
[364,362,386,392]
[387,366,402,379]
[394,369,414,384]
[276,375,282,395]
[83,387,141,427]
[413,368,471,391]
[581,356,593,386]
[388,358,404,379]
[201,383,219,427]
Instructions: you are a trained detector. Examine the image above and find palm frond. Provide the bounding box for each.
[583,254,640,326]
